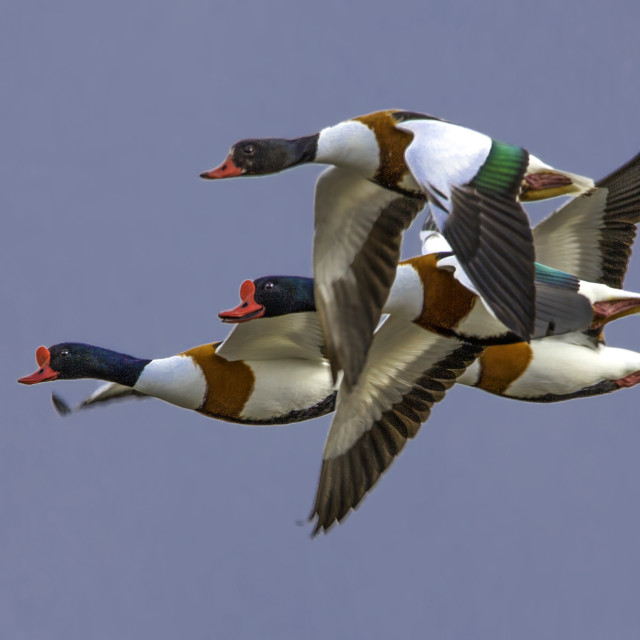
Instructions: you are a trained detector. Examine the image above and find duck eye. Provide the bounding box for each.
[60,349,70,357]
[264,282,274,290]
[243,144,256,156]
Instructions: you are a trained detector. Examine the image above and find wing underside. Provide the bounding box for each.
[310,317,482,534]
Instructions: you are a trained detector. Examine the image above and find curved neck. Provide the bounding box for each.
[267,134,319,171]
[289,134,320,167]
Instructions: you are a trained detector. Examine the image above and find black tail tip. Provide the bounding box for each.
[51,393,72,416]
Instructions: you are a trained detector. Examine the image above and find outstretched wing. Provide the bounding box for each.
[400,119,535,341]
[534,152,640,288]
[310,316,482,534]
[313,166,425,388]
[216,312,326,362]
[532,264,593,337]
[420,218,594,340]
[51,383,148,415]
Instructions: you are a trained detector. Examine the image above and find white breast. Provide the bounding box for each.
[384,264,424,320]
[134,356,207,410]
[315,121,380,176]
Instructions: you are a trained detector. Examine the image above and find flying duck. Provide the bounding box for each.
[201,109,595,387]
[17,313,336,425]
[219,153,640,410]
[218,257,640,533]
[19,282,484,535]
[458,335,640,401]
[223,144,640,529]
[220,255,640,348]
[426,151,640,401]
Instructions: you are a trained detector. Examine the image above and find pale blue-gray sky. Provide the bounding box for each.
[3,1,640,638]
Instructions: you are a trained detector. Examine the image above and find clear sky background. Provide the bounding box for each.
[3,1,640,638]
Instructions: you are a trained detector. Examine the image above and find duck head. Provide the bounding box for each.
[200,135,319,179]
[219,276,316,323]
[18,343,150,387]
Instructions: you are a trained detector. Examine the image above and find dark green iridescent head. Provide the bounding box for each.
[218,276,316,323]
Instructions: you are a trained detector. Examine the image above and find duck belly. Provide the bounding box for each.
[504,339,640,399]
[240,359,335,423]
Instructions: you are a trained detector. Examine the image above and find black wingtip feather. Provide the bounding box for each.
[51,393,72,416]
[446,185,536,340]
[317,194,423,388]
[309,342,483,535]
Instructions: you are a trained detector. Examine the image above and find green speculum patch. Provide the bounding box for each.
[472,140,528,196]
[534,262,579,290]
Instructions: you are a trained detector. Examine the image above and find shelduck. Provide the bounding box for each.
[222,275,640,403]
[219,256,640,534]
[220,259,640,348]
[201,109,595,387]
[218,150,640,532]
[423,151,640,401]
[18,315,336,425]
